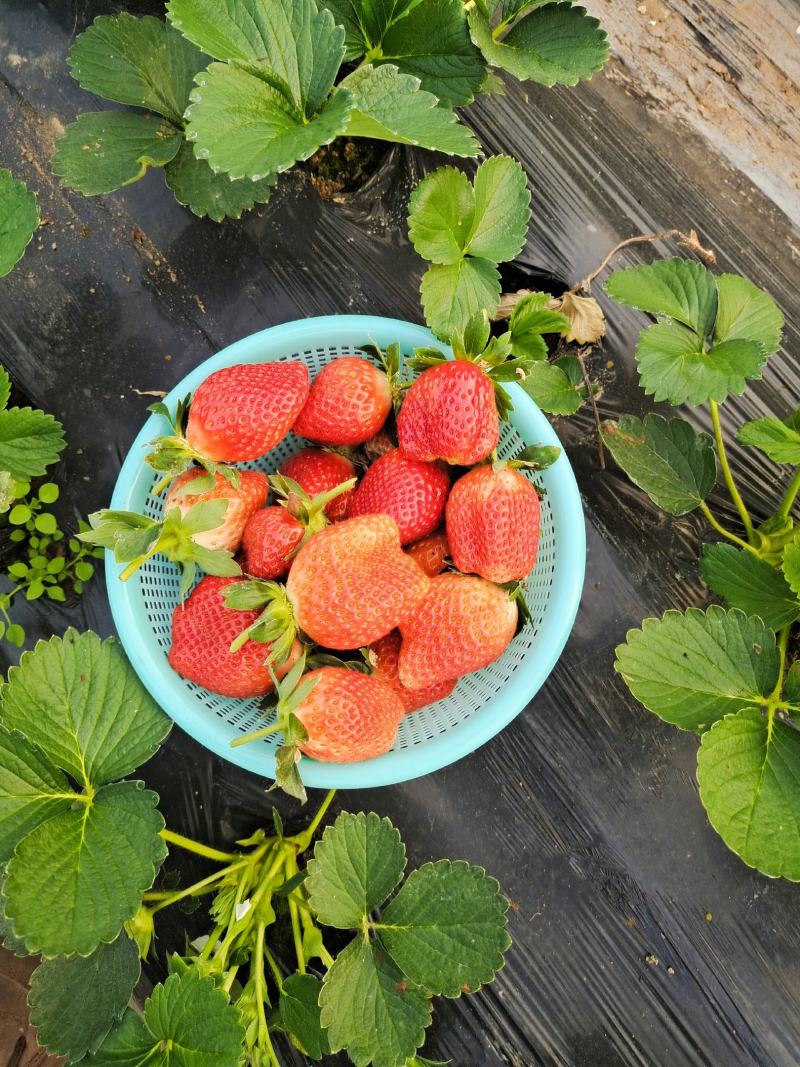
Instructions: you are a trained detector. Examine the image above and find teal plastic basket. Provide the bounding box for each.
[108,316,585,788]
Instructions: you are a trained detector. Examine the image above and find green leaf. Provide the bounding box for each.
[0,169,39,278]
[34,511,57,535]
[0,367,10,411]
[700,543,799,631]
[420,258,500,341]
[378,0,487,108]
[307,811,406,928]
[68,14,208,126]
[634,321,766,406]
[737,415,800,465]
[0,876,28,955]
[508,292,569,360]
[29,934,140,1060]
[164,142,276,221]
[186,63,353,181]
[379,859,509,996]
[600,413,716,516]
[320,936,431,1067]
[520,360,582,415]
[408,166,475,264]
[2,629,170,788]
[324,0,426,59]
[0,406,65,482]
[5,624,25,648]
[468,2,608,88]
[9,503,31,525]
[52,111,182,196]
[604,258,718,340]
[81,1008,153,1067]
[714,274,783,353]
[3,780,166,957]
[279,973,331,1060]
[0,728,71,864]
[781,531,800,598]
[614,606,780,733]
[698,707,800,880]
[37,482,59,504]
[466,155,529,262]
[783,663,800,707]
[343,65,479,156]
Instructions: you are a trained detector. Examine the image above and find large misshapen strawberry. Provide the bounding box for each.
[398,573,518,689]
[279,448,356,521]
[347,448,449,545]
[293,356,391,446]
[166,468,269,553]
[286,514,430,648]
[368,630,455,713]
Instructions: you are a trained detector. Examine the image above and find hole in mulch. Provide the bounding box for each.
[498,259,568,300]
[301,139,393,200]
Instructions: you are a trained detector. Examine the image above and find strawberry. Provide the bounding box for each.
[398,573,518,689]
[286,514,430,649]
[347,448,449,545]
[279,448,356,521]
[397,360,499,465]
[446,463,540,583]
[405,529,450,577]
[165,468,269,553]
[168,575,301,698]
[368,630,455,713]
[293,356,391,446]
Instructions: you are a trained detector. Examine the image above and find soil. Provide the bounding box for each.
[301,139,391,200]
[0,948,62,1066]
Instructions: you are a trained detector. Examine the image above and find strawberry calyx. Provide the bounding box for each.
[494,444,561,473]
[269,473,357,546]
[223,578,299,666]
[360,341,405,410]
[146,398,240,495]
[503,580,532,629]
[78,501,241,596]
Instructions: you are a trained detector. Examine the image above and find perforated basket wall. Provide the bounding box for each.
[109,317,585,788]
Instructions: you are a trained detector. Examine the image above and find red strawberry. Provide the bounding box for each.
[168,575,301,698]
[446,464,540,583]
[398,573,517,689]
[286,514,430,648]
[347,448,449,545]
[293,356,391,446]
[165,468,269,553]
[405,529,450,577]
[369,630,455,713]
[397,361,499,466]
[279,449,356,521]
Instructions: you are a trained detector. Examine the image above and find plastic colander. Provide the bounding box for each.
[108,316,585,788]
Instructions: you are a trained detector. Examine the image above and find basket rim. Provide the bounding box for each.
[107,315,586,789]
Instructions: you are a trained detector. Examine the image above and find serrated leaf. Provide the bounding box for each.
[550,290,606,344]
[3,780,166,957]
[420,258,500,341]
[0,728,72,864]
[714,274,783,353]
[466,155,529,262]
[508,292,569,360]
[307,811,406,927]
[344,65,479,156]
[604,258,718,340]
[0,366,10,411]
[700,543,799,631]
[68,14,208,126]
[615,606,780,733]
[324,0,426,58]
[2,629,170,788]
[521,360,582,415]
[0,168,39,277]
[737,415,800,465]
[378,859,509,996]
[279,973,330,1060]
[52,111,182,195]
[0,876,28,956]
[320,936,431,1067]
[80,1008,153,1067]
[29,934,140,1059]
[601,413,715,516]
[634,320,765,406]
[782,531,800,598]
[186,63,353,181]
[698,707,800,880]
[468,2,608,87]
[0,406,65,482]
[164,142,276,221]
[783,663,800,708]
[378,0,487,107]
[408,165,475,264]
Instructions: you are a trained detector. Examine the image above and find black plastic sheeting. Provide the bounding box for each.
[2,2,800,1064]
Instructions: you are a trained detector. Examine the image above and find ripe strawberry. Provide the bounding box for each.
[446,463,540,583]
[293,356,391,446]
[397,361,499,466]
[165,468,269,553]
[168,575,300,698]
[279,448,356,521]
[404,529,450,577]
[286,514,430,649]
[398,573,518,689]
[369,630,455,713]
[347,448,449,545]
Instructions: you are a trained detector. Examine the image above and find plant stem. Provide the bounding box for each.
[160,828,236,863]
[698,501,759,555]
[291,788,336,851]
[570,228,716,294]
[254,922,281,1067]
[264,946,284,991]
[230,721,283,748]
[776,468,800,523]
[768,625,791,708]
[149,865,236,915]
[709,400,755,543]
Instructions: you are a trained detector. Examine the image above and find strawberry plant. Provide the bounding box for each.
[52,1,607,219]
[599,256,800,879]
[0,628,511,1065]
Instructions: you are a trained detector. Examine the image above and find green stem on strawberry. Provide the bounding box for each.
[145,397,240,495]
[709,400,755,543]
[698,501,760,555]
[775,468,800,524]
[225,579,298,663]
[160,828,237,863]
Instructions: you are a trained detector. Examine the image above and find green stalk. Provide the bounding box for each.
[709,400,755,543]
[253,922,281,1067]
[148,864,240,915]
[160,828,236,863]
[291,788,336,852]
[698,501,760,555]
[264,946,284,992]
[776,468,800,523]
